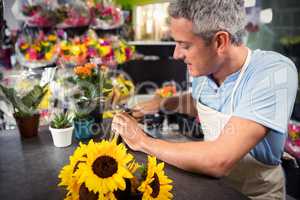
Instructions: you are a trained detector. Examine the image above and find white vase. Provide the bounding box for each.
[49,126,74,147]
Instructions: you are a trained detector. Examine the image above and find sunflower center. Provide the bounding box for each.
[150,173,160,198]
[92,156,118,178]
[79,183,98,200]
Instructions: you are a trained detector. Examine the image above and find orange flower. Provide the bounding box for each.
[84,63,96,70]
[74,66,92,77]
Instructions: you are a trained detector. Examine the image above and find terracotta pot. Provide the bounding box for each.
[14,113,40,138]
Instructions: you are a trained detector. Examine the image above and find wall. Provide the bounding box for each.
[252,0,300,53]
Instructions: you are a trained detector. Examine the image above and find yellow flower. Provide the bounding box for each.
[25,53,30,60]
[58,143,87,200]
[20,43,29,50]
[138,156,173,200]
[33,45,41,52]
[70,45,82,56]
[41,41,50,47]
[114,75,134,97]
[99,45,112,57]
[45,52,53,61]
[61,41,69,51]
[75,139,134,194]
[48,34,57,42]
[115,50,126,64]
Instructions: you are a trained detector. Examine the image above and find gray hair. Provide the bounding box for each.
[168,0,247,45]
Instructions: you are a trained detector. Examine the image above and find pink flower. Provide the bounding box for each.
[28,48,38,60]
[87,48,97,57]
[295,139,300,147]
[125,48,131,60]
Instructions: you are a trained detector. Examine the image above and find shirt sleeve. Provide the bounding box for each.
[232,62,298,133]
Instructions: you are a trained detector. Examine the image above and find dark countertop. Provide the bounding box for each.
[0,126,249,200]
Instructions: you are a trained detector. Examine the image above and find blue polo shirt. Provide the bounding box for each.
[192,49,298,165]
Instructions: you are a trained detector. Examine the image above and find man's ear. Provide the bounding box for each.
[213,31,231,54]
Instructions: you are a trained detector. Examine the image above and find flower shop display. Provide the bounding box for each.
[12,0,59,27]
[14,27,135,68]
[16,30,59,68]
[49,111,74,147]
[285,121,300,159]
[12,0,125,30]
[11,0,136,133]
[59,30,135,67]
[56,0,91,28]
[0,79,48,138]
[58,138,173,199]
[88,0,124,30]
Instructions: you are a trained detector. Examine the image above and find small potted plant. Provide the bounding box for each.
[0,83,48,138]
[49,111,73,147]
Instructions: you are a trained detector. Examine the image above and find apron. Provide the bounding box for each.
[196,49,285,200]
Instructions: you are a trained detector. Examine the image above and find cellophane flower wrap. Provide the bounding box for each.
[15,30,59,68]
[56,0,91,28]
[12,0,59,27]
[59,29,135,67]
[88,0,124,30]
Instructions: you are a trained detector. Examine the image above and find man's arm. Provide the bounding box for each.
[113,114,268,178]
[141,116,268,177]
[132,92,198,118]
[161,92,198,117]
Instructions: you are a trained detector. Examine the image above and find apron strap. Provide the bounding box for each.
[198,48,252,114]
[230,48,252,113]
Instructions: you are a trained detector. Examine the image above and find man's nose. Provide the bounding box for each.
[173,45,184,60]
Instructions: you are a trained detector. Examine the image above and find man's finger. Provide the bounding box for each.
[111,122,125,135]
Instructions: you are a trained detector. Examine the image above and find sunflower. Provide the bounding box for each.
[104,160,140,200]
[75,139,134,195]
[58,143,87,199]
[138,156,173,200]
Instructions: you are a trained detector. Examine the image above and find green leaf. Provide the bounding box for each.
[50,112,72,129]
[0,83,48,117]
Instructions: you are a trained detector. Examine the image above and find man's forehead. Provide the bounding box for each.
[170,18,197,42]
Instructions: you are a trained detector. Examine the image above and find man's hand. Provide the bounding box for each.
[131,96,162,119]
[112,112,148,151]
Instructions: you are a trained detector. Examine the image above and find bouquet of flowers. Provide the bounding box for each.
[56,0,91,28]
[71,30,135,67]
[88,0,124,30]
[155,83,177,98]
[83,30,114,60]
[59,37,88,66]
[112,38,135,65]
[58,138,173,200]
[12,0,58,27]
[285,121,300,159]
[16,30,59,68]
[109,73,135,106]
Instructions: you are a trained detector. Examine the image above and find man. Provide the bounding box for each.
[112,0,298,199]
